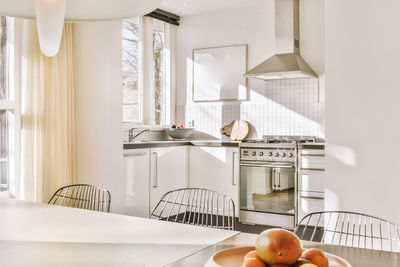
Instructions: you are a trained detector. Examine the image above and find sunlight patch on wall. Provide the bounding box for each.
[326,144,357,167]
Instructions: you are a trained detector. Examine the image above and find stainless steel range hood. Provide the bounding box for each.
[244,0,317,80]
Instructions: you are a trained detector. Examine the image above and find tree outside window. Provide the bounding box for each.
[122,19,141,123]
[152,20,165,125]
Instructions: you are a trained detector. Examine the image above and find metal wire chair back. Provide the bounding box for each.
[48,184,111,213]
[149,188,236,230]
[295,211,400,252]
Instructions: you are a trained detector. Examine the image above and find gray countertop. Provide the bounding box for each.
[123,140,325,150]
[123,140,241,149]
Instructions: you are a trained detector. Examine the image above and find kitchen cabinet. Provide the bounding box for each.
[298,191,325,227]
[123,149,150,217]
[297,148,325,226]
[189,146,240,216]
[298,169,325,192]
[149,146,189,213]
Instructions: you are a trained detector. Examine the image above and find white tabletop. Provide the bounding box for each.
[0,198,238,266]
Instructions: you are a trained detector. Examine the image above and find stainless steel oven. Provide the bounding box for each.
[239,143,297,228]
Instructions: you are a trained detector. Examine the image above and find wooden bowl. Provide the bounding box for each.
[204,246,352,267]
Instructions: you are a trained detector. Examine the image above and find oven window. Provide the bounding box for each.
[240,165,295,215]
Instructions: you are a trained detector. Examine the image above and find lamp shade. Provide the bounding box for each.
[0,0,161,56]
[34,0,66,57]
[0,0,162,21]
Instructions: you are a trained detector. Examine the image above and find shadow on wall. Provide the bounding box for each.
[182,78,324,138]
[261,79,322,123]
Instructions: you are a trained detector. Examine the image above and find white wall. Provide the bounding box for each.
[73,21,125,214]
[175,0,325,138]
[176,3,274,106]
[325,0,400,223]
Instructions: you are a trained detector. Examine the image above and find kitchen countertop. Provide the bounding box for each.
[123,139,326,150]
[0,198,238,267]
[123,139,241,149]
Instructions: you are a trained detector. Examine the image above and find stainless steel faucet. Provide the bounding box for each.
[128,128,150,142]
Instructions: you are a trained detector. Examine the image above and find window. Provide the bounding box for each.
[0,16,10,192]
[122,18,141,123]
[122,17,173,126]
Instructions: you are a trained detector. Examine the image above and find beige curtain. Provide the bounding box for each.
[19,20,76,202]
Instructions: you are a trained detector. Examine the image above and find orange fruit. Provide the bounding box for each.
[300,248,329,267]
[243,250,260,262]
[241,257,267,267]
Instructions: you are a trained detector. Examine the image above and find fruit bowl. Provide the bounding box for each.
[204,246,352,267]
[165,128,194,139]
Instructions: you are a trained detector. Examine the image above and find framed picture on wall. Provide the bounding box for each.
[192,44,248,102]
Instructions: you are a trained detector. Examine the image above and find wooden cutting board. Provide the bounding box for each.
[230,120,249,141]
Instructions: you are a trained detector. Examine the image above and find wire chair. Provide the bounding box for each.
[295,211,400,252]
[149,188,236,231]
[48,184,111,213]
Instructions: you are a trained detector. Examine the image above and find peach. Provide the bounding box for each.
[300,248,329,267]
[255,229,303,265]
[243,250,261,262]
[241,257,266,267]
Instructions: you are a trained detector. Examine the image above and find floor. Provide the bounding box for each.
[249,188,295,214]
[235,219,275,234]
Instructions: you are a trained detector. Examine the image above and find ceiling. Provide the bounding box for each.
[160,0,270,16]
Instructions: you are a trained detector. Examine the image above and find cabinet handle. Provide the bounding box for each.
[300,154,325,157]
[300,196,325,200]
[299,168,325,172]
[123,152,147,157]
[232,152,237,186]
[152,152,158,188]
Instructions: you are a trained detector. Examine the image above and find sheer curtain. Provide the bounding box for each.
[18,20,76,202]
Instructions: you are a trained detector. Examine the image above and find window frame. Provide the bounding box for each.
[122,16,175,128]
[0,17,21,195]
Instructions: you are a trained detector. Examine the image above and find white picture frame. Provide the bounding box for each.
[192,44,248,102]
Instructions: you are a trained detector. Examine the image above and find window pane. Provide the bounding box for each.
[0,110,8,191]
[152,19,166,125]
[122,104,140,123]
[0,17,7,100]
[122,19,141,123]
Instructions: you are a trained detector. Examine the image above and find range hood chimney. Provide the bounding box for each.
[244,0,317,80]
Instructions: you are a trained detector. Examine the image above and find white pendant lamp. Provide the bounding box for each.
[34,0,66,57]
[0,0,162,57]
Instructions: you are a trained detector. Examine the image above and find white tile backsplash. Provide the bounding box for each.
[179,78,325,139]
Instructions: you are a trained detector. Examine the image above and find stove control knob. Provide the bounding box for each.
[288,153,294,157]
[268,152,273,157]
[259,152,264,156]
[252,151,257,156]
[282,153,286,157]
[275,153,279,157]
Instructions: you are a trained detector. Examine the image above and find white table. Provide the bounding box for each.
[0,198,238,266]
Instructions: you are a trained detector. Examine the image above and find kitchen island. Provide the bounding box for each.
[0,198,238,266]
[2,198,399,266]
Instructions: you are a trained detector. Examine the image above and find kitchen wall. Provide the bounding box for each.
[73,22,125,214]
[175,0,325,138]
[183,79,324,138]
[325,0,400,224]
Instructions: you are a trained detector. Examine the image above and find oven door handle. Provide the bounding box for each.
[240,163,295,169]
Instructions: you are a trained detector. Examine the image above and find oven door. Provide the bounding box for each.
[240,161,295,216]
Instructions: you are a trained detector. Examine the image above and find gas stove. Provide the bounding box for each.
[239,136,323,162]
[242,135,322,144]
[239,135,324,228]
